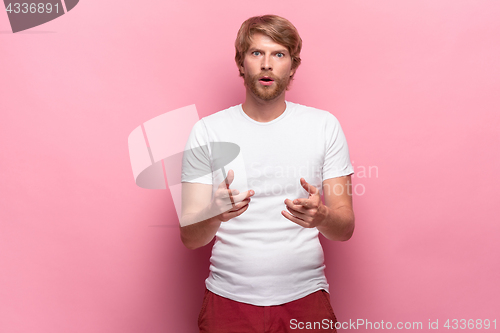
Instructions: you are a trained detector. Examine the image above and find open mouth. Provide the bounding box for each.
[259,77,274,82]
[259,76,275,84]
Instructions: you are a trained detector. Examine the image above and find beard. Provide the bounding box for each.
[244,71,291,101]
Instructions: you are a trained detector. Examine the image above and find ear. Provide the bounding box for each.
[290,67,296,77]
[239,64,245,76]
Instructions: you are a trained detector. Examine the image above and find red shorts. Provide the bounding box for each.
[198,288,338,333]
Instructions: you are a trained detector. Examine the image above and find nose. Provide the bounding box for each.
[261,55,272,71]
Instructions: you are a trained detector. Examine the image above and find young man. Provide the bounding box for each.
[180,15,354,333]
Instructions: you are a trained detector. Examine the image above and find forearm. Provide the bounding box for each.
[180,214,221,250]
[316,205,355,241]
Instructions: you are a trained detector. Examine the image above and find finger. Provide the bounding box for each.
[233,203,250,217]
[220,169,235,206]
[244,189,255,199]
[219,169,234,189]
[228,198,251,213]
[229,189,255,203]
[289,198,310,209]
[285,205,311,222]
[216,189,240,202]
[284,198,308,212]
[216,189,252,214]
[221,201,250,221]
[227,189,240,197]
[281,210,311,228]
[220,197,250,213]
[300,178,319,196]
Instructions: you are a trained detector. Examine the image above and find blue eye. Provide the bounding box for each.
[252,51,261,56]
[276,53,284,58]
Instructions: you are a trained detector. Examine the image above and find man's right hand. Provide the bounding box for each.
[180,169,254,249]
[211,169,254,222]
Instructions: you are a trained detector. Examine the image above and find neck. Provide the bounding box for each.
[241,90,287,123]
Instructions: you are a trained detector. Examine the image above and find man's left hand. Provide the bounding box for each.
[282,178,327,228]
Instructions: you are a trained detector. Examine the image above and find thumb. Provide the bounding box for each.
[220,169,234,189]
[300,178,319,196]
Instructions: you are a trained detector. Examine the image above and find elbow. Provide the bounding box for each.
[180,229,210,250]
[339,216,355,241]
[181,239,196,250]
[180,227,200,250]
[180,234,201,250]
[340,227,354,241]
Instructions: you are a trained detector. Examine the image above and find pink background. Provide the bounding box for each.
[1,0,499,332]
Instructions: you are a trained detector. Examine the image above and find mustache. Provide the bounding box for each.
[253,72,277,80]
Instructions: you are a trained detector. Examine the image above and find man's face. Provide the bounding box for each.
[239,33,296,101]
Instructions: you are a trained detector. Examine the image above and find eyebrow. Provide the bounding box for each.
[248,48,288,54]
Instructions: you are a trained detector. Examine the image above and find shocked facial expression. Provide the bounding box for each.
[239,33,296,101]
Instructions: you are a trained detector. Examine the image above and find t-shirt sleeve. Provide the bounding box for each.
[181,119,213,184]
[322,113,354,181]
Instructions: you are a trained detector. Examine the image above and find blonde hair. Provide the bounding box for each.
[235,15,302,78]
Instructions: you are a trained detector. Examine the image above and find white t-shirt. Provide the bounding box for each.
[181,101,353,306]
